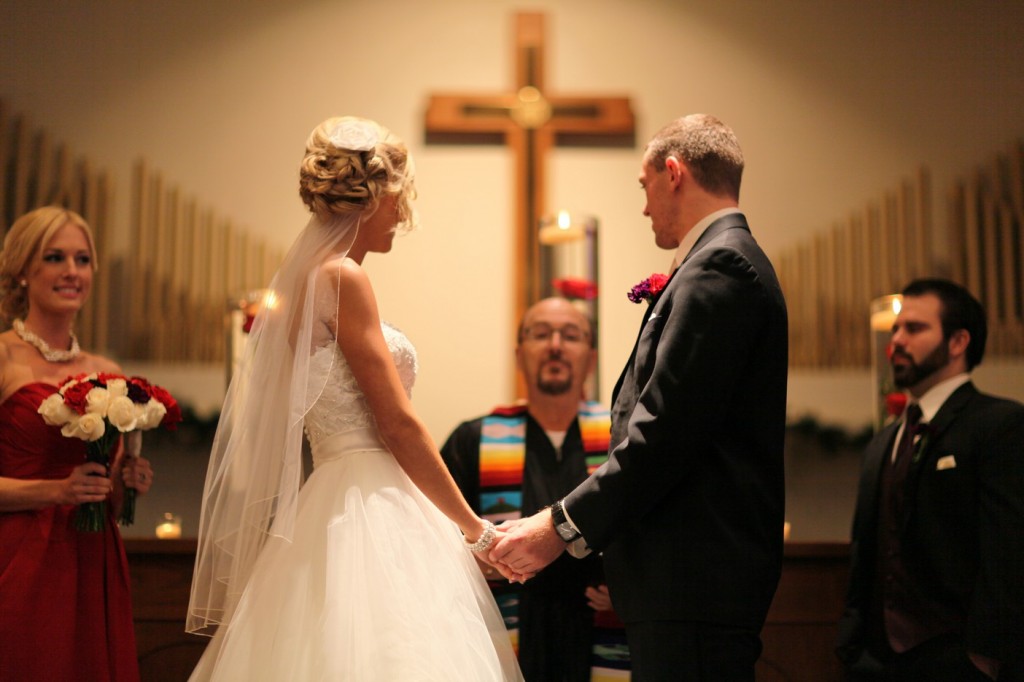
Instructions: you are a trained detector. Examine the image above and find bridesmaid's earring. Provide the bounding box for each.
[19,280,27,287]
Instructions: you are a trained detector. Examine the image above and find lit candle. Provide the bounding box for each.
[155,513,182,539]
[870,295,902,331]
[539,211,584,245]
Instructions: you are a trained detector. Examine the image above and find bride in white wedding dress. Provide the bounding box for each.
[186,117,523,681]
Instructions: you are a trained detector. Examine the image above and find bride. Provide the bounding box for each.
[187,117,523,681]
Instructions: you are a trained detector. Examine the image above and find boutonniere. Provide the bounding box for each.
[627,273,669,305]
[911,423,936,464]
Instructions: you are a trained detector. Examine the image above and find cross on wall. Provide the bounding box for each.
[425,12,636,330]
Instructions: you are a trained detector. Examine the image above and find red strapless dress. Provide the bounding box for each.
[0,383,139,682]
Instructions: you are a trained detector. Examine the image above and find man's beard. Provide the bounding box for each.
[892,341,949,389]
[536,362,573,396]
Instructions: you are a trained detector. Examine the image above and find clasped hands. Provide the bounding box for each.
[472,508,567,584]
[59,456,154,506]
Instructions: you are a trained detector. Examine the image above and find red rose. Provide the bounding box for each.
[885,392,908,417]
[60,373,90,389]
[62,381,94,415]
[128,376,152,391]
[149,385,183,430]
[648,273,669,296]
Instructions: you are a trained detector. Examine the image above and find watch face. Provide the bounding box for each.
[556,522,580,542]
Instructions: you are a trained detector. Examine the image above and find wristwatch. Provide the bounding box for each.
[550,499,582,543]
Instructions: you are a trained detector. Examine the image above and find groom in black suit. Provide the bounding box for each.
[491,114,788,681]
[837,279,1024,682]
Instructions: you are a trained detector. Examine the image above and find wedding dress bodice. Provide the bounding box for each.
[304,322,417,451]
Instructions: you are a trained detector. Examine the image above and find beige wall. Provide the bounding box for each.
[3,0,1023,443]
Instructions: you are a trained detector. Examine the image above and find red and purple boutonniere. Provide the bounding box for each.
[627,273,669,304]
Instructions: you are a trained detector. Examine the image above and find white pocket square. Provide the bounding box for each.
[936,455,957,471]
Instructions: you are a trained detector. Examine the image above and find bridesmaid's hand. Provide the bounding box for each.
[59,463,112,504]
[122,456,154,494]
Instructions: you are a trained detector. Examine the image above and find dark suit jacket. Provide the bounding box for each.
[564,213,788,629]
[837,381,1024,671]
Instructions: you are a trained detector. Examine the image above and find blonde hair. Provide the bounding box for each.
[298,116,417,231]
[0,206,97,323]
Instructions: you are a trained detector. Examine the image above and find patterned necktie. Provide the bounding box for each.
[894,403,923,464]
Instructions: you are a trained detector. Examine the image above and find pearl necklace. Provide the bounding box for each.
[12,319,81,363]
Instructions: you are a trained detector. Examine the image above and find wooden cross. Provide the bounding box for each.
[425,11,635,324]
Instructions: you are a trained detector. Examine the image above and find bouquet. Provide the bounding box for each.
[38,373,182,531]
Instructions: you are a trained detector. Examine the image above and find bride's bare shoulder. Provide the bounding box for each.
[319,255,365,278]
[319,257,372,293]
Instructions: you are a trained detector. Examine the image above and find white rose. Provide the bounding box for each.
[107,396,141,432]
[38,394,75,426]
[136,399,167,429]
[62,413,106,441]
[85,387,112,416]
[106,378,128,398]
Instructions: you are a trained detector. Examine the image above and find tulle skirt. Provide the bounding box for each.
[190,428,522,681]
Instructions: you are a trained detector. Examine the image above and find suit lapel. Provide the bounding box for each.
[611,299,658,405]
[902,382,977,524]
[611,213,751,407]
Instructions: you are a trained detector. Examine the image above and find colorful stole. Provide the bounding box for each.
[479,402,630,679]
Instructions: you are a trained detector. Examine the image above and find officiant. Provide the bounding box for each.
[441,297,629,681]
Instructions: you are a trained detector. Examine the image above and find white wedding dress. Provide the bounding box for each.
[190,323,522,681]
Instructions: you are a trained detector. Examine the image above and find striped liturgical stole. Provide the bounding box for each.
[479,401,611,523]
[479,403,631,680]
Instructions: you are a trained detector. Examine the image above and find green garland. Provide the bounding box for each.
[786,416,874,452]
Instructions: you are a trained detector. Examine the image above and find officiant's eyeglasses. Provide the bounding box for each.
[521,324,589,345]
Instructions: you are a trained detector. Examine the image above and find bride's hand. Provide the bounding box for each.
[473,527,534,583]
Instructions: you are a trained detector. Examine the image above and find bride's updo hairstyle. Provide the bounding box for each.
[298,116,417,232]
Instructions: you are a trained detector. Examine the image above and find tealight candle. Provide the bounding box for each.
[155,513,182,539]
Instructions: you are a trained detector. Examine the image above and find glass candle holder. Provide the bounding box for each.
[870,294,903,431]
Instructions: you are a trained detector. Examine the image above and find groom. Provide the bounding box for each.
[491,114,788,681]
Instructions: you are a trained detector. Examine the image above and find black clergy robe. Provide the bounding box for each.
[441,412,604,682]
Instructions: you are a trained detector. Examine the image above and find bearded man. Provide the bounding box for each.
[837,279,1024,682]
[441,297,628,682]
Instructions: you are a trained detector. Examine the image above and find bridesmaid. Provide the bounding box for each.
[0,206,154,681]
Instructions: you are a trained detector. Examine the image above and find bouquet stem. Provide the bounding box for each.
[118,431,142,527]
[73,427,119,533]
[119,488,137,527]
[73,499,107,532]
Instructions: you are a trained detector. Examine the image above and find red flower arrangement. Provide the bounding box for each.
[627,273,669,304]
[552,277,598,300]
[884,392,908,417]
[38,373,182,530]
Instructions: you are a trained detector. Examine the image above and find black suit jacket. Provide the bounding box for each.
[564,213,788,629]
[837,381,1024,670]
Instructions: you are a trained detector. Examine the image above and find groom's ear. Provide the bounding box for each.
[664,156,684,188]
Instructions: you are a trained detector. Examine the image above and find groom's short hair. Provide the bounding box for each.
[646,114,744,201]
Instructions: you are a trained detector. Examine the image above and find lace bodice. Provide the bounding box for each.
[304,322,417,449]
